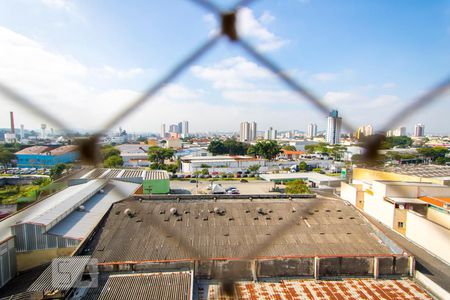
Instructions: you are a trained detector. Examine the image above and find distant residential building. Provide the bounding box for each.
[20,124,24,140]
[182,120,189,138]
[116,144,150,167]
[326,110,342,145]
[4,133,16,143]
[386,126,406,137]
[161,124,166,138]
[414,123,425,137]
[169,124,178,134]
[240,122,250,142]
[307,123,317,139]
[264,127,277,140]
[177,122,183,134]
[250,121,257,141]
[165,138,182,149]
[356,125,373,139]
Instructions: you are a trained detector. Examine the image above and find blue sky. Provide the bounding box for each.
[0,0,449,135]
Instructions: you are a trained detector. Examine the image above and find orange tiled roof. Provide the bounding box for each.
[282,149,305,155]
[419,196,450,208]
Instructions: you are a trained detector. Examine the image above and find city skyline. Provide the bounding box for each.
[0,1,449,135]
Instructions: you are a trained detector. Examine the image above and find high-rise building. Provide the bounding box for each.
[356,125,373,139]
[177,122,183,134]
[169,124,178,133]
[10,111,15,134]
[240,121,257,142]
[264,127,277,140]
[161,124,166,138]
[307,123,317,139]
[387,126,406,137]
[326,110,342,145]
[414,124,425,137]
[20,124,24,140]
[250,122,257,141]
[41,124,47,139]
[240,122,250,142]
[182,121,189,138]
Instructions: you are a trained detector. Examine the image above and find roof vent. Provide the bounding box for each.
[170,207,177,215]
[100,189,105,194]
[77,205,85,212]
[124,208,134,217]
[214,207,226,215]
[257,207,266,215]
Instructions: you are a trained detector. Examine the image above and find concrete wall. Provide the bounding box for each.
[363,194,395,228]
[16,247,75,271]
[427,207,450,229]
[405,210,450,264]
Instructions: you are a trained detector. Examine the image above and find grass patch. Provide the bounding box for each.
[0,185,40,204]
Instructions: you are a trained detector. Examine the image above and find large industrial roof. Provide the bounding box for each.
[15,146,49,155]
[17,179,107,230]
[48,180,139,240]
[0,180,105,243]
[366,165,450,178]
[89,198,393,263]
[82,271,192,300]
[82,168,168,181]
[198,278,432,300]
[48,145,78,156]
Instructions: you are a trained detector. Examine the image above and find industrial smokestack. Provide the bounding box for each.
[10,111,15,134]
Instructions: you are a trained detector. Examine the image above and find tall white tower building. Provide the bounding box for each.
[161,124,166,138]
[40,124,47,139]
[240,122,250,142]
[326,110,342,145]
[250,122,257,141]
[307,123,317,139]
[182,121,189,138]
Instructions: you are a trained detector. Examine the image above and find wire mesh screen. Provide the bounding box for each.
[1,0,449,297]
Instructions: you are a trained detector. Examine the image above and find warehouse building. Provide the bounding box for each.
[143,170,170,194]
[15,145,79,168]
[0,179,139,288]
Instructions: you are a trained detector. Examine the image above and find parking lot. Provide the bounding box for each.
[170,179,277,195]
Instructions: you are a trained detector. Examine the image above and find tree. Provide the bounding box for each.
[248,164,260,173]
[101,145,120,160]
[0,148,15,172]
[312,167,323,173]
[417,147,449,160]
[223,139,249,155]
[148,147,174,169]
[103,155,123,168]
[304,143,328,154]
[207,140,227,155]
[298,161,308,171]
[50,163,67,179]
[164,164,179,174]
[247,140,281,160]
[435,157,450,165]
[285,180,310,194]
[380,136,413,149]
[330,145,347,161]
[283,145,297,151]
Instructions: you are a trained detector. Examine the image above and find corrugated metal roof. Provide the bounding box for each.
[27,256,91,292]
[15,146,50,155]
[92,272,192,300]
[198,279,432,300]
[90,199,392,263]
[18,179,107,230]
[48,145,78,156]
[145,170,169,180]
[47,181,139,240]
[0,180,104,243]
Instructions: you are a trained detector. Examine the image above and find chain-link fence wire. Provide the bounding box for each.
[1,0,450,297]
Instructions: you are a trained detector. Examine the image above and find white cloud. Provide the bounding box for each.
[0,26,161,131]
[41,0,74,11]
[203,7,288,52]
[312,72,338,82]
[323,91,355,104]
[191,56,271,90]
[382,82,397,89]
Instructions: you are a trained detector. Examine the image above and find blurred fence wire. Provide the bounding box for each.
[1,0,450,297]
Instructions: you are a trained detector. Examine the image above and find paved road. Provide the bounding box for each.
[170,180,277,195]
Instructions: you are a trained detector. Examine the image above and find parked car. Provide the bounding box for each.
[240,179,248,183]
[190,179,197,183]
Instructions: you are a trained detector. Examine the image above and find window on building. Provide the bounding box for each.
[398,222,404,228]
